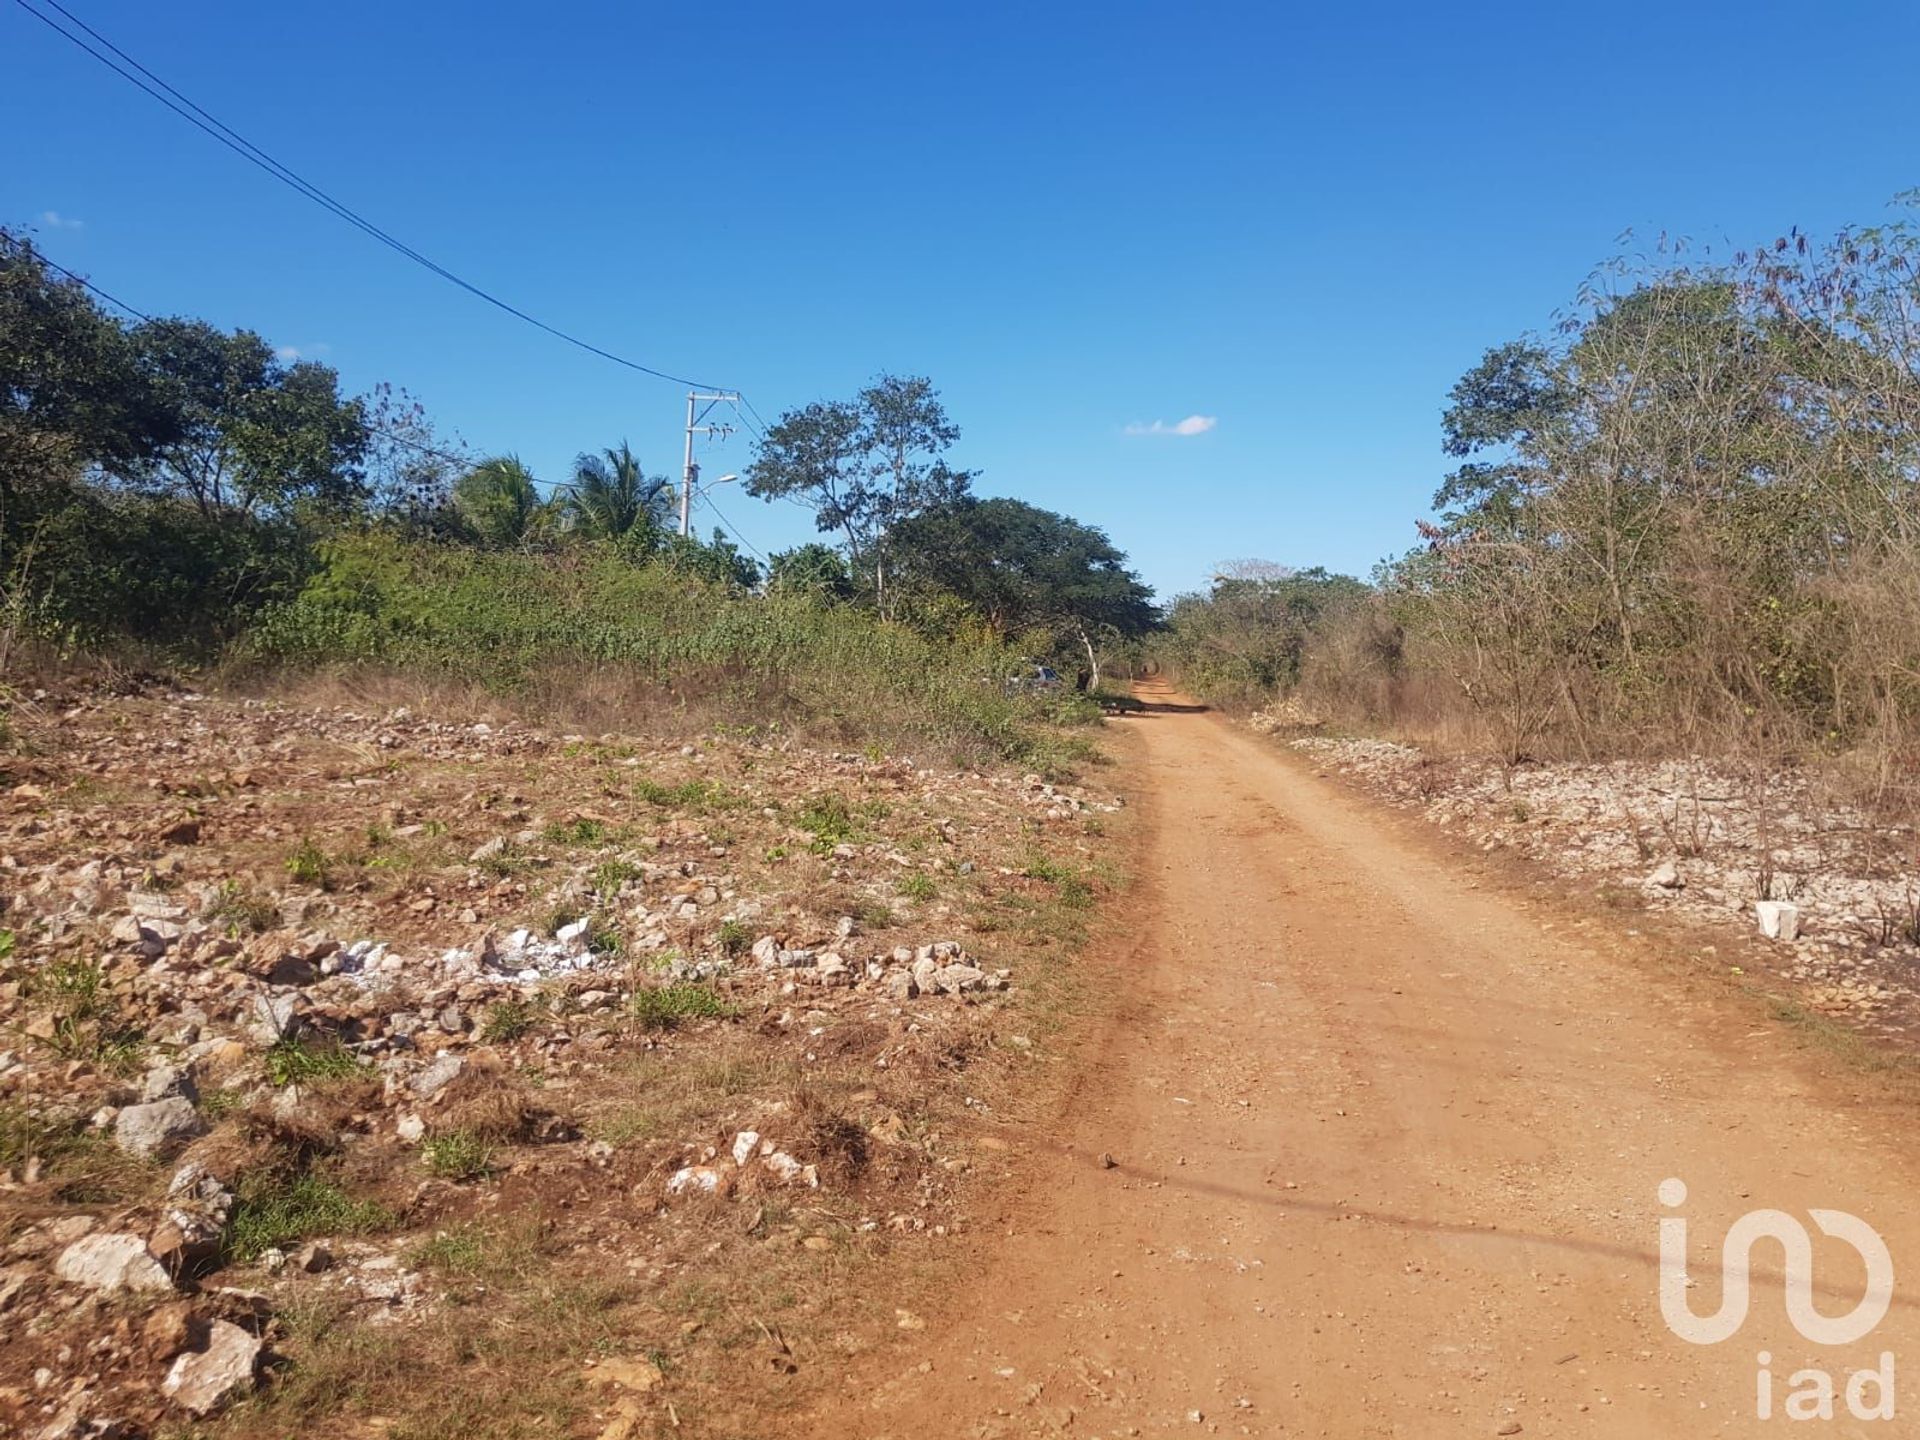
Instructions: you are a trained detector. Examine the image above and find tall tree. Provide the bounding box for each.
[745,374,971,610]
[1433,339,1570,531]
[125,318,368,517]
[362,382,470,535]
[889,496,1156,686]
[453,455,546,548]
[766,542,854,601]
[564,440,673,541]
[0,229,178,499]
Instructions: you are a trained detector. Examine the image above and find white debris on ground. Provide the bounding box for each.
[1290,736,1920,1031]
[0,684,1122,1436]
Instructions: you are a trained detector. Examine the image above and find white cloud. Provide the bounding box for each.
[1123,414,1217,438]
[40,210,84,230]
[274,342,331,361]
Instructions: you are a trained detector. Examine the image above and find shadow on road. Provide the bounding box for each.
[974,1123,1920,1317]
[1121,681,1211,716]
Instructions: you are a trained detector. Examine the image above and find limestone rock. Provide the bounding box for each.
[54,1234,173,1295]
[114,1097,205,1160]
[162,1319,261,1416]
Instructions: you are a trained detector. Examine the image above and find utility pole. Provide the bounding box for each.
[681,390,740,537]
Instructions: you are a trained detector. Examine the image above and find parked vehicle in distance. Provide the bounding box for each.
[1006,661,1064,694]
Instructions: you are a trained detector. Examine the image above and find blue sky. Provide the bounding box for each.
[8,0,1919,598]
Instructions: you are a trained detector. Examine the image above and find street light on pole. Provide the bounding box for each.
[681,391,740,537]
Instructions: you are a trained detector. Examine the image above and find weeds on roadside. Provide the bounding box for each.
[209,881,278,935]
[795,793,861,854]
[476,840,531,878]
[0,1100,86,1171]
[1861,886,1920,949]
[481,997,539,1042]
[410,1225,490,1274]
[630,983,734,1031]
[898,871,937,902]
[1023,853,1094,907]
[591,859,641,899]
[634,778,725,810]
[422,1129,494,1181]
[285,837,333,889]
[28,959,144,1069]
[265,1038,365,1088]
[225,1171,394,1261]
[543,817,610,847]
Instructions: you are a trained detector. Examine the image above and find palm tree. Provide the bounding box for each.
[565,441,674,541]
[453,454,545,548]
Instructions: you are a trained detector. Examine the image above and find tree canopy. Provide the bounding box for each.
[745,374,972,610]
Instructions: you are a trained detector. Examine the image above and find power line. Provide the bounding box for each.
[695,488,768,563]
[31,246,150,322]
[11,0,728,390]
[24,242,767,540]
[27,242,485,473]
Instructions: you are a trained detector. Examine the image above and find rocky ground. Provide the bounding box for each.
[0,682,1126,1439]
[1275,724,1920,1041]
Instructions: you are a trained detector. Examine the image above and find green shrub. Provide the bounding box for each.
[480,997,538,1043]
[795,793,860,854]
[265,1038,364,1087]
[634,778,714,808]
[247,534,1058,765]
[476,839,529,878]
[630,983,733,1032]
[542,817,609,846]
[209,882,278,935]
[27,959,142,1066]
[410,1225,490,1274]
[422,1129,494,1181]
[591,859,641,898]
[1025,853,1094,908]
[225,1171,393,1261]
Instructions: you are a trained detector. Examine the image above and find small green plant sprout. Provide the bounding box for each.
[208,882,278,935]
[480,997,538,1043]
[422,1129,494,1181]
[591,859,641,899]
[542,817,609,847]
[899,871,937,902]
[714,919,752,958]
[285,837,333,889]
[795,793,859,854]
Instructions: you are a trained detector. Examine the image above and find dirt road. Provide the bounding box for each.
[801,684,1920,1437]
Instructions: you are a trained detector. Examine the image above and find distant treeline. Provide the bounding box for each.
[1162,208,1920,794]
[0,225,1157,759]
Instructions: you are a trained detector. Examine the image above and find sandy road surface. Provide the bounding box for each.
[798,683,1920,1437]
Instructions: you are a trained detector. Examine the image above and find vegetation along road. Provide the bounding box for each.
[794,683,1920,1438]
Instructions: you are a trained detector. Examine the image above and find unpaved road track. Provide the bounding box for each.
[798,684,1920,1437]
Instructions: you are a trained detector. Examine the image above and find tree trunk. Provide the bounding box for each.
[1079,627,1100,692]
